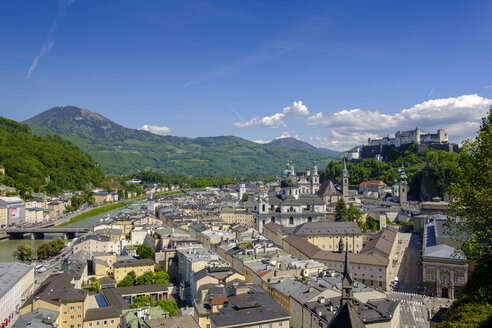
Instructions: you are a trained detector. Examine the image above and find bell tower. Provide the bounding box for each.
[341,157,349,198]
[399,165,408,204]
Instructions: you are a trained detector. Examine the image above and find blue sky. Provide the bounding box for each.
[1,0,492,150]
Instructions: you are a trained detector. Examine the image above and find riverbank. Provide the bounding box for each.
[58,201,131,227]
[58,191,182,227]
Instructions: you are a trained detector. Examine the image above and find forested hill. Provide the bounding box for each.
[24,106,337,176]
[321,144,459,201]
[0,116,105,195]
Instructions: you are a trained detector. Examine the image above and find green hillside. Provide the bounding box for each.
[0,117,105,195]
[321,144,459,201]
[24,106,338,176]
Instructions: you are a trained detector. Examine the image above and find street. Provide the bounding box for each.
[386,290,452,328]
[394,232,422,294]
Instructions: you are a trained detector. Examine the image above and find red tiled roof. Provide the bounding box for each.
[210,295,228,306]
[359,180,387,187]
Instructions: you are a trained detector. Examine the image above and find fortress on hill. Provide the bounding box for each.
[348,128,459,160]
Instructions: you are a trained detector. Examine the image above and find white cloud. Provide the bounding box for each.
[276,131,301,140]
[306,94,492,151]
[139,124,171,135]
[233,113,286,128]
[283,101,309,116]
[253,131,301,144]
[253,139,270,144]
[25,0,74,80]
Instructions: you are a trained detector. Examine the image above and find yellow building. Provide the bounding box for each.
[0,207,7,227]
[113,258,155,282]
[219,208,253,226]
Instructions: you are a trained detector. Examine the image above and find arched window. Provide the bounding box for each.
[290,206,294,212]
[289,217,294,225]
[308,217,312,222]
[262,204,266,212]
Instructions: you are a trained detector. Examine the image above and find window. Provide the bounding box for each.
[77,315,81,319]
[103,320,107,325]
[455,276,464,284]
[97,322,100,326]
[379,268,382,272]
[78,325,81,328]
[78,305,81,310]
[289,217,294,225]
[427,274,435,281]
[63,322,67,324]
[110,320,114,324]
[379,281,382,287]
[71,315,74,320]
[70,306,74,311]
[63,312,67,315]
[89,324,92,327]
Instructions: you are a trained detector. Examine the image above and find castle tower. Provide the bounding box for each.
[398,165,408,203]
[310,162,320,194]
[341,157,349,198]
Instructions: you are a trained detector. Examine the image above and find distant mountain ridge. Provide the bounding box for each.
[267,137,341,156]
[23,106,339,176]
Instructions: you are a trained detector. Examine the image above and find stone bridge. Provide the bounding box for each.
[5,227,90,240]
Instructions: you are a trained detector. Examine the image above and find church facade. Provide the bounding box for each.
[253,162,326,233]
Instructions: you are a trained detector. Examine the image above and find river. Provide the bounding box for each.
[0,206,129,262]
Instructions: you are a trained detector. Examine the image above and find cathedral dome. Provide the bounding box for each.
[281,176,298,188]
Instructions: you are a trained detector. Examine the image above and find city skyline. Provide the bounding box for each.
[1,0,492,150]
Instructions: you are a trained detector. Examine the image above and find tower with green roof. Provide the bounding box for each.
[398,165,408,203]
[341,157,349,198]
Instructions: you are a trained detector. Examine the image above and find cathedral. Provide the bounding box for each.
[253,161,327,233]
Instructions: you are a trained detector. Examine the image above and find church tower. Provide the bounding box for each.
[398,165,408,204]
[341,157,349,198]
[310,162,320,194]
[341,246,354,307]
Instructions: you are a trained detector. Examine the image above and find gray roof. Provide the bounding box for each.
[271,279,305,297]
[12,308,59,328]
[145,315,200,328]
[84,307,121,321]
[0,262,33,299]
[114,258,155,268]
[210,290,290,327]
[293,221,362,236]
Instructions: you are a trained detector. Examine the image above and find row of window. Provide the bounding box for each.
[426,274,465,284]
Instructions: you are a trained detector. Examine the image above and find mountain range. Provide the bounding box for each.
[267,137,340,156]
[23,106,340,176]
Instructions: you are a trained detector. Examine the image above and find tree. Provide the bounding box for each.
[241,192,249,202]
[335,198,348,221]
[136,244,154,260]
[37,243,52,260]
[136,271,153,286]
[49,238,65,254]
[89,280,100,292]
[447,106,492,264]
[155,299,178,316]
[117,275,134,287]
[154,271,170,284]
[436,107,492,327]
[131,295,153,308]
[12,244,35,262]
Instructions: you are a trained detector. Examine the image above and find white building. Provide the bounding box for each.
[0,197,26,225]
[0,262,35,323]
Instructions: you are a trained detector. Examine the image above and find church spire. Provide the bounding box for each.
[342,157,348,173]
[341,246,354,306]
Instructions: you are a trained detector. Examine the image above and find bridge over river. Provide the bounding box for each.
[5,227,90,240]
